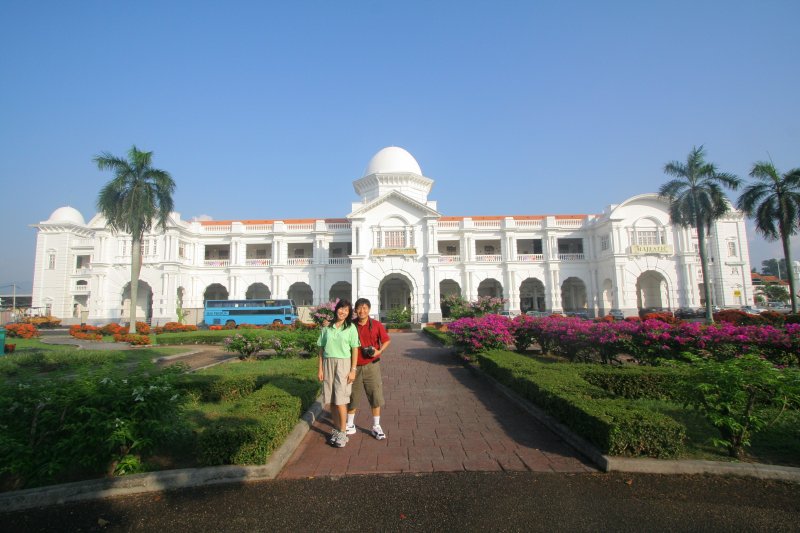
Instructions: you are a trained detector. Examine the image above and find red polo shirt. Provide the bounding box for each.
[355,319,391,366]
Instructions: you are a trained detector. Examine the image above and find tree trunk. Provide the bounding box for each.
[781,233,797,314]
[696,219,714,323]
[129,239,142,334]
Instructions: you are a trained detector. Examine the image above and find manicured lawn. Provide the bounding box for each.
[0,338,189,379]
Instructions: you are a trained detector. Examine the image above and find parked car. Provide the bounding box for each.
[674,307,699,319]
[607,309,625,320]
[740,306,762,315]
[638,307,674,319]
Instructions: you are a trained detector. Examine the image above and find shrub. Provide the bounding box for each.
[24,316,61,328]
[268,337,301,358]
[309,299,339,326]
[100,323,128,336]
[223,331,266,359]
[386,307,411,325]
[209,325,223,330]
[759,311,786,326]
[785,313,800,324]
[581,366,685,401]
[113,333,152,345]
[153,322,198,334]
[478,350,685,457]
[0,366,189,488]
[422,326,452,345]
[679,354,800,458]
[196,384,302,465]
[72,331,103,341]
[179,374,258,402]
[448,315,514,354]
[6,323,40,339]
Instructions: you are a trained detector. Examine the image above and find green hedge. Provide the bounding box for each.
[580,366,686,401]
[196,384,303,465]
[478,350,685,458]
[156,329,319,353]
[179,374,258,402]
[422,327,452,345]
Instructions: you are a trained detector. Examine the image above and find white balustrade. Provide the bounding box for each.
[244,224,274,232]
[516,220,543,228]
[557,219,583,228]
[558,253,585,261]
[287,257,312,266]
[327,223,351,230]
[286,223,314,231]
[476,254,502,262]
[203,259,230,267]
[438,221,460,229]
[202,224,232,233]
[327,257,352,265]
[474,220,501,228]
[438,255,461,264]
[517,254,544,262]
[245,258,272,266]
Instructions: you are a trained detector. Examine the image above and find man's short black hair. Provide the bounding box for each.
[354,298,371,309]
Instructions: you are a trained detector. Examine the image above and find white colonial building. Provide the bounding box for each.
[31,147,754,325]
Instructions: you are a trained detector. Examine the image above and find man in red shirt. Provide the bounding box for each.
[346,298,391,439]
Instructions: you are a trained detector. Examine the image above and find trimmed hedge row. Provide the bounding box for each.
[422,326,452,345]
[581,366,686,402]
[179,374,258,402]
[157,329,319,353]
[477,350,685,458]
[196,384,303,465]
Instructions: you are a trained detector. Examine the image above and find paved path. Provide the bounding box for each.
[280,332,594,478]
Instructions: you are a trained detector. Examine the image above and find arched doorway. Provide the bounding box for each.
[519,278,545,312]
[121,280,154,322]
[329,281,352,303]
[203,283,228,302]
[288,282,313,305]
[440,279,462,318]
[246,282,271,300]
[379,275,413,320]
[477,278,503,298]
[636,271,668,309]
[561,277,587,312]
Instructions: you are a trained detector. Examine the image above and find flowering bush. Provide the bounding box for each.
[24,316,61,328]
[113,333,151,345]
[6,323,40,339]
[449,314,514,354]
[134,322,150,335]
[208,325,223,330]
[100,323,128,336]
[73,331,103,341]
[309,299,339,326]
[269,337,301,358]
[469,296,507,317]
[223,331,265,359]
[153,322,198,334]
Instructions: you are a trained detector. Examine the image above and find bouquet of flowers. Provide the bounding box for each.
[309,299,339,326]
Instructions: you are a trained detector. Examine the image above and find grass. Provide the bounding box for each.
[0,337,191,379]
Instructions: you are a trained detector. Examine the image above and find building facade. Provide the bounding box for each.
[31,147,755,325]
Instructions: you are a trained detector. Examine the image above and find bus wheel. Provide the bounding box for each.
[225,320,236,327]
[273,320,282,325]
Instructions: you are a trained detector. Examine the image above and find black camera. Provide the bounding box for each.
[362,346,376,358]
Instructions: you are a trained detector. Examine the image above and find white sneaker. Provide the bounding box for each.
[345,423,357,435]
[371,425,386,440]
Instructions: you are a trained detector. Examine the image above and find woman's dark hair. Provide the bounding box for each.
[331,299,354,329]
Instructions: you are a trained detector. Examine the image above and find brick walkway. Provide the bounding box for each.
[279,332,595,478]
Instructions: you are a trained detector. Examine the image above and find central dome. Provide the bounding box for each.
[363,146,422,177]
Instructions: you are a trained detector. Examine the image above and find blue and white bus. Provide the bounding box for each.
[203,299,298,326]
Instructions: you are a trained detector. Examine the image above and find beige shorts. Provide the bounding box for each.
[348,360,385,410]
[322,357,353,406]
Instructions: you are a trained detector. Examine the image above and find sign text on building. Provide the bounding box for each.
[372,248,417,256]
[629,244,674,255]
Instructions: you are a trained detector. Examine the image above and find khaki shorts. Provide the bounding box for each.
[348,360,385,410]
[323,357,353,406]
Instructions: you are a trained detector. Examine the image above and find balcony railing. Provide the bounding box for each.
[438,221,460,229]
[474,220,501,229]
[204,259,230,267]
[475,254,502,263]
[74,284,90,292]
[438,255,461,264]
[516,220,542,229]
[74,267,92,275]
[327,223,351,230]
[244,223,274,232]
[245,258,272,266]
[327,257,351,265]
[557,219,583,228]
[287,257,312,266]
[286,223,313,231]
[517,254,544,262]
[202,224,232,233]
[558,253,585,261]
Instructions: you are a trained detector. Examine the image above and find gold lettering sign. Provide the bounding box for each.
[629,245,674,255]
[372,248,417,256]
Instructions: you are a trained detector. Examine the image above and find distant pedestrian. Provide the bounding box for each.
[346,298,391,440]
[317,299,359,448]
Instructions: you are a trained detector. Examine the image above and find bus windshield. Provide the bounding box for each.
[203,299,298,326]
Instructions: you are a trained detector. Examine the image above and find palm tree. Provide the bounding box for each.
[737,162,800,313]
[95,146,175,333]
[659,146,741,323]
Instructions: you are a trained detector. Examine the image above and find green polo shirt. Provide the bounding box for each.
[317,323,360,358]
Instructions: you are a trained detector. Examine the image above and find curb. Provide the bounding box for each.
[0,396,325,512]
[462,356,800,483]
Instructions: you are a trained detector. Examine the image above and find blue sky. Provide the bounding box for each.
[2,1,799,294]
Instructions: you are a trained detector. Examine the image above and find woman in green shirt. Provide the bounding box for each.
[317,299,360,447]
